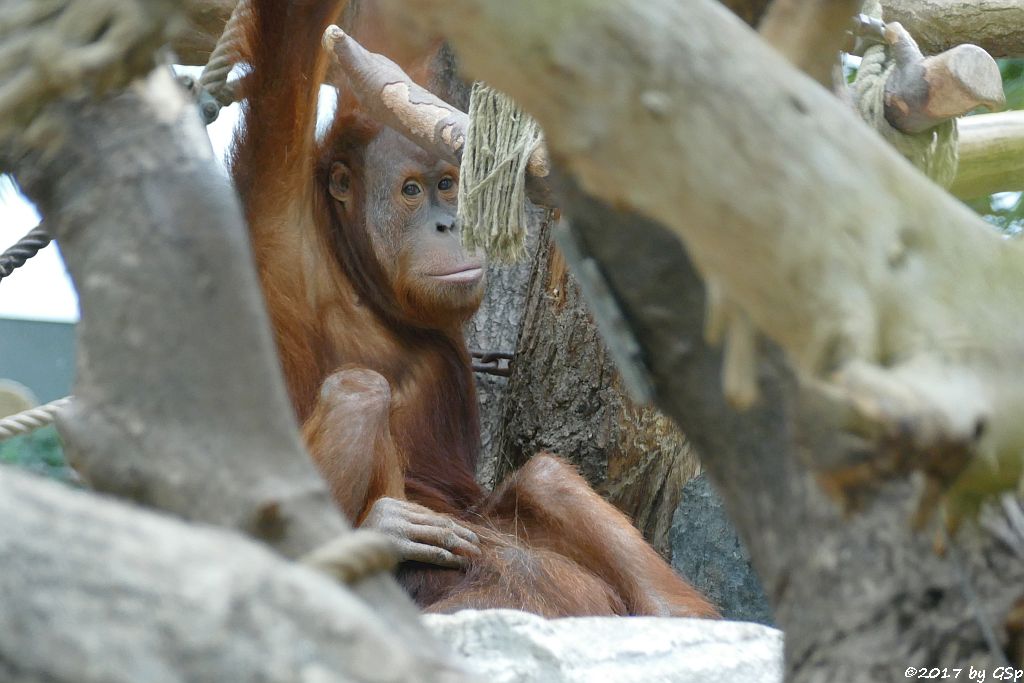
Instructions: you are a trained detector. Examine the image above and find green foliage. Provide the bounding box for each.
[0,426,77,484]
[1001,59,1024,111]
[964,60,1024,236]
[966,192,1024,236]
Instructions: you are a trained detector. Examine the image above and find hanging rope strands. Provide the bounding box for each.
[0,224,51,283]
[851,1,1004,187]
[457,83,545,263]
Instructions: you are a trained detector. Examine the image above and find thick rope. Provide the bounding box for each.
[300,530,399,584]
[198,0,250,108]
[0,396,72,442]
[851,8,959,187]
[458,82,543,263]
[0,225,51,283]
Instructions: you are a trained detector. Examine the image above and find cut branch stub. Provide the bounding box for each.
[883,22,1005,134]
[322,25,549,178]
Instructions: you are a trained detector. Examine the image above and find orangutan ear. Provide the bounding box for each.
[329,161,353,204]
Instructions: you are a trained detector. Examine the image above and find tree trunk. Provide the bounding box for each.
[951,111,1024,199]
[465,206,542,484]
[6,65,458,675]
[494,219,700,556]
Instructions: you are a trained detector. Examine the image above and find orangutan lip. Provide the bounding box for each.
[431,266,484,283]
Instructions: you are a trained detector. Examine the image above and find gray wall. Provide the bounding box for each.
[0,318,75,403]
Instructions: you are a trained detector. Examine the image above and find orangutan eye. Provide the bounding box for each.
[438,177,455,191]
[402,181,422,197]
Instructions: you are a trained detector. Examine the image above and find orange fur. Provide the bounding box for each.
[234,0,717,618]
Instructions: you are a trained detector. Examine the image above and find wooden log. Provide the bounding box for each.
[952,111,1024,199]
[0,467,469,683]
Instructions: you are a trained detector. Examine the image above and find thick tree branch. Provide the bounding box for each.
[758,0,861,87]
[376,0,1024,519]
[550,173,1024,683]
[172,0,1024,68]
[883,0,1024,58]
[6,65,451,665]
[725,0,1024,56]
[0,467,468,683]
[952,111,1024,199]
[168,0,1024,67]
[12,69,346,558]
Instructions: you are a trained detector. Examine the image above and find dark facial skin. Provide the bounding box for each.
[329,128,486,329]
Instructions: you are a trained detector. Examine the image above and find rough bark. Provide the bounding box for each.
[0,0,182,144]
[379,0,1024,521]
[6,66,453,667]
[494,220,700,556]
[952,111,1024,199]
[413,44,696,535]
[0,467,468,683]
[465,210,541,483]
[671,474,774,625]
